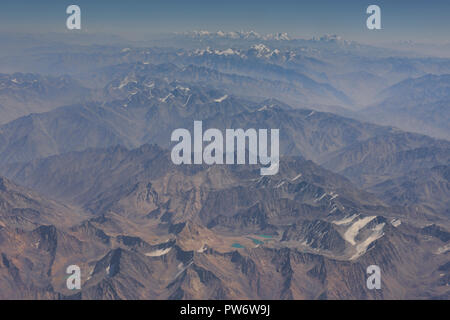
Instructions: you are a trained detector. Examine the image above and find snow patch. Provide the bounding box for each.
[145,248,172,257]
[172,261,193,280]
[391,218,401,227]
[176,85,191,93]
[118,76,137,89]
[183,94,192,107]
[306,111,315,118]
[329,206,338,214]
[333,214,358,225]
[436,244,450,254]
[216,48,236,56]
[160,93,174,103]
[329,192,339,201]
[314,192,327,202]
[274,181,285,188]
[214,95,228,103]
[344,216,376,245]
[350,222,385,260]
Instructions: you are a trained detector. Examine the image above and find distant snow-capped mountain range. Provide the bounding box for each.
[177,30,290,41]
[176,30,357,44]
[189,43,285,59]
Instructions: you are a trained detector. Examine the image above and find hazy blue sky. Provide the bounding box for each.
[0,0,449,43]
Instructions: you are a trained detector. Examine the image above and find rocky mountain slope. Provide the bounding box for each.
[0,145,448,299]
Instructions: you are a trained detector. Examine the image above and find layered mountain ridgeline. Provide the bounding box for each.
[320,132,450,218]
[2,33,450,108]
[321,132,450,186]
[360,74,450,140]
[0,81,448,218]
[367,165,450,217]
[94,61,352,108]
[0,80,381,165]
[0,73,91,125]
[0,33,448,300]
[0,176,88,230]
[0,145,448,299]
